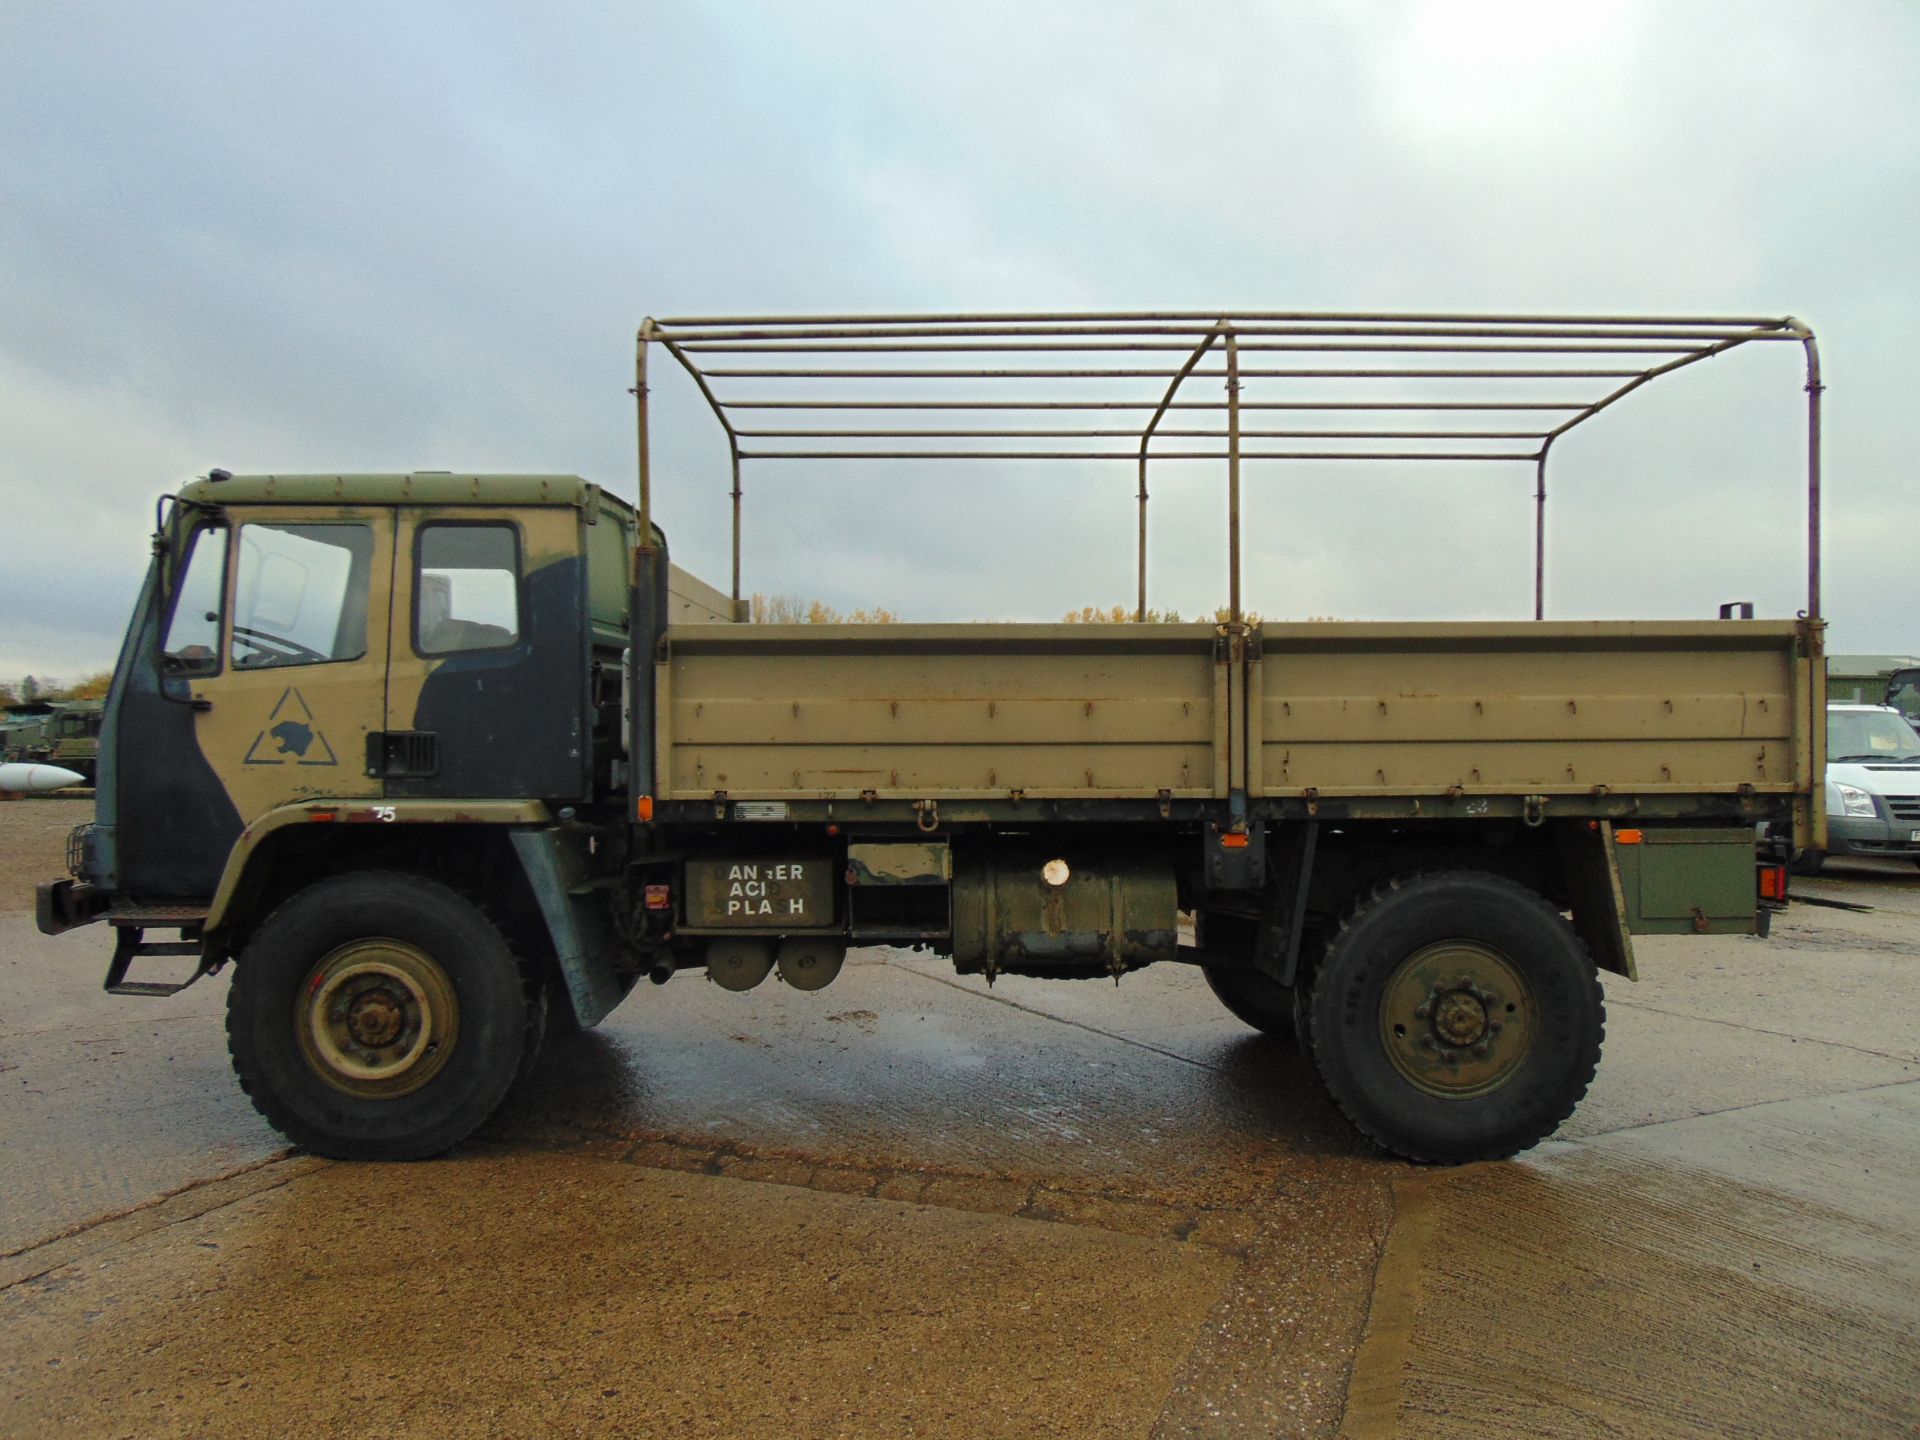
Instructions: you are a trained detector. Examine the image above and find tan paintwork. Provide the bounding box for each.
[848,841,952,886]
[668,565,743,624]
[656,619,1820,826]
[1252,621,1815,800]
[204,799,553,930]
[657,624,1225,801]
[187,506,394,820]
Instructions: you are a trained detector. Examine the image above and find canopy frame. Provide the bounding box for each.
[633,311,1822,623]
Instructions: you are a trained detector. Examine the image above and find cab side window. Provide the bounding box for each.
[415,524,521,655]
[161,524,228,675]
[230,523,375,670]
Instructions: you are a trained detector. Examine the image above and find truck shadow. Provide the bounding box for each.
[481,1015,1383,1200]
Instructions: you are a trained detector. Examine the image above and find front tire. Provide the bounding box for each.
[1305,872,1604,1164]
[227,871,531,1160]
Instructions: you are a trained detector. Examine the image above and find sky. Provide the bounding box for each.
[2,0,1916,682]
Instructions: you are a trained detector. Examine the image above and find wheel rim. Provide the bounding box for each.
[1379,939,1537,1099]
[295,939,460,1098]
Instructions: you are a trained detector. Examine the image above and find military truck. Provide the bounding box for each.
[2,704,55,763]
[37,311,1826,1165]
[44,700,104,783]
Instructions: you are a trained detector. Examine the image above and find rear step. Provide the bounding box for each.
[104,909,215,997]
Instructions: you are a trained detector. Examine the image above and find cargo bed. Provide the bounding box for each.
[657,617,1819,819]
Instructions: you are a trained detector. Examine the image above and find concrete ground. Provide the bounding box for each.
[2,797,1916,1437]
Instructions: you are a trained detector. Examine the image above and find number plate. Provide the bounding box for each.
[1908,828,1920,843]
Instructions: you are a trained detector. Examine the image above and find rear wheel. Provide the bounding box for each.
[227,872,531,1160]
[1202,965,1296,1040]
[1305,872,1603,1163]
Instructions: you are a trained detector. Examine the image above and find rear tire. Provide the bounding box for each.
[227,871,530,1160]
[1791,848,1826,877]
[1202,965,1296,1040]
[1305,872,1603,1164]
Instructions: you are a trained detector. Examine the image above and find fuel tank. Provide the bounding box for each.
[950,853,1178,980]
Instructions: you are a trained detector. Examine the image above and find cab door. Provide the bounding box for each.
[195,507,393,821]
[112,506,393,900]
[384,506,589,801]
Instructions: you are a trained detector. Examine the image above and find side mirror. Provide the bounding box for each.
[151,497,222,711]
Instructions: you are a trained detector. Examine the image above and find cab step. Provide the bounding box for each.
[104,913,215,997]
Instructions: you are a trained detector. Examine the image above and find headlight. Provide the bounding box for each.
[1835,783,1878,819]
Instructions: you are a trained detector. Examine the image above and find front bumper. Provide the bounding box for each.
[1827,814,1920,859]
[36,879,108,936]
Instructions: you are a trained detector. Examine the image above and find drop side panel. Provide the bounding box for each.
[657,623,1224,802]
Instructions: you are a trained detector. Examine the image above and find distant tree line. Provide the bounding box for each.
[748,594,903,624]
[0,672,113,706]
[742,597,1325,625]
[1063,605,1280,624]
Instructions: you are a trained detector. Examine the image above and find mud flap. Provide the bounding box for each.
[1555,820,1639,981]
[509,827,629,1028]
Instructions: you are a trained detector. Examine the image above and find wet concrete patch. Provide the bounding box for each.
[486,952,1373,1222]
[557,1128,1267,1254]
[0,1151,1236,1439]
[8,857,1918,1438]
[1151,1164,1396,1440]
[1343,1082,1920,1439]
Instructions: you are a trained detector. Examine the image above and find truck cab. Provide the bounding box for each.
[72,473,635,908]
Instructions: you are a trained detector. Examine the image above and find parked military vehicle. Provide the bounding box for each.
[37,311,1825,1165]
[44,700,103,783]
[1,705,54,763]
[1827,654,1920,722]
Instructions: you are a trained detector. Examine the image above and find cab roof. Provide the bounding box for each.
[177,472,633,513]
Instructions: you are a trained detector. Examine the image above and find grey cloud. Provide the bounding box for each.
[1,1,1913,678]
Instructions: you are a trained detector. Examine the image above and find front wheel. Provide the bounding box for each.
[1305,872,1604,1163]
[227,872,532,1160]
[1791,848,1826,877]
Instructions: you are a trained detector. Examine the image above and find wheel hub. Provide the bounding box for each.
[347,989,406,1048]
[1430,989,1488,1048]
[1381,941,1535,1099]
[296,940,460,1099]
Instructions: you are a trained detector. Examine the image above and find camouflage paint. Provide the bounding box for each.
[203,797,554,930]
[386,505,593,802]
[103,475,632,906]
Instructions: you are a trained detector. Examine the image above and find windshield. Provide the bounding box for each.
[1828,709,1920,763]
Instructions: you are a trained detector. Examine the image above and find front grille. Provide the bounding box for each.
[1887,798,1920,821]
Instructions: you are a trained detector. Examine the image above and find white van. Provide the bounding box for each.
[1800,704,1920,873]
